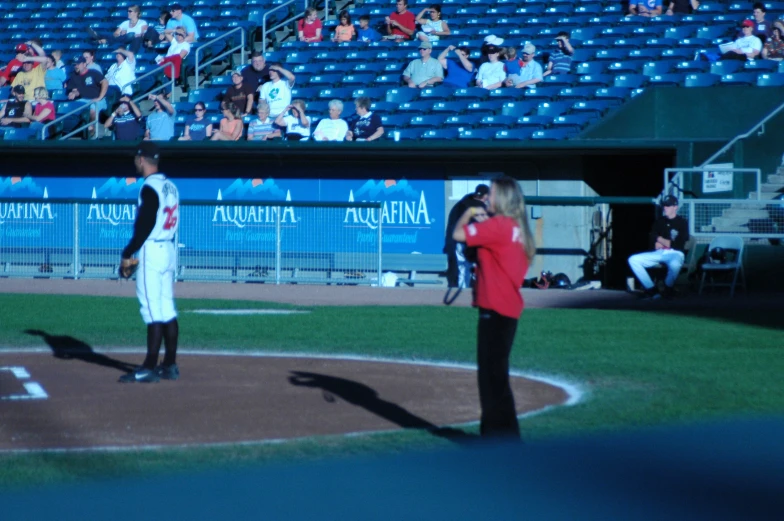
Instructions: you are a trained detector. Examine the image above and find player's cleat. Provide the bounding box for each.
[155,363,179,381]
[640,287,660,300]
[118,367,160,383]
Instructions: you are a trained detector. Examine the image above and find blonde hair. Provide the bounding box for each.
[291,98,307,113]
[256,99,270,113]
[491,177,536,261]
[34,87,50,100]
[505,46,517,60]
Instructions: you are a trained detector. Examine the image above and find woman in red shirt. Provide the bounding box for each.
[452,177,536,438]
[298,7,323,42]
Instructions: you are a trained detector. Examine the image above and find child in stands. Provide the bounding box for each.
[358,15,382,43]
[332,11,356,42]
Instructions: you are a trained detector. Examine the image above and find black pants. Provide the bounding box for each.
[477,308,520,438]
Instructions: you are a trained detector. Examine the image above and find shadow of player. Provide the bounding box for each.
[25,329,136,373]
[288,370,478,445]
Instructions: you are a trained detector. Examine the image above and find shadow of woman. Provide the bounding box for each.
[288,370,479,445]
[25,329,136,373]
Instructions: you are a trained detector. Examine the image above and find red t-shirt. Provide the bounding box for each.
[390,11,416,39]
[0,58,25,83]
[298,18,323,41]
[464,216,529,318]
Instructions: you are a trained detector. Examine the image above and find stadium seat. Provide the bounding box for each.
[536,101,572,117]
[674,60,711,74]
[352,62,386,74]
[284,51,317,65]
[453,87,490,101]
[380,114,410,128]
[465,100,504,114]
[744,60,779,72]
[661,48,697,60]
[495,128,535,140]
[478,115,517,128]
[530,128,572,140]
[386,89,419,104]
[523,86,561,101]
[576,74,614,87]
[309,74,345,88]
[486,88,526,101]
[374,75,402,87]
[395,101,434,114]
[642,61,676,77]
[431,100,471,114]
[542,74,578,87]
[369,101,399,114]
[442,114,483,128]
[516,115,555,129]
[678,38,712,51]
[683,73,722,87]
[557,87,596,100]
[408,115,448,127]
[720,72,759,86]
[343,51,378,63]
[606,59,646,74]
[696,25,734,40]
[2,128,37,140]
[626,49,661,61]
[613,36,649,50]
[571,27,603,42]
[292,63,324,76]
[757,73,784,87]
[710,60,744,76]
[695,3,728,15]
[501,101,538,117]
[575,62,608,75]
[571,100,615,116]
[551,113,597,131]
[351,87,387,100]
[458,128,500,140]
[322,63,354,74]
[290,87,321,100]
[614,74,648,89]
[645,37,678,50]
[647,73,686,86]
[387,128,423,140]
[188,88,224,103]
[421,128,459,140]
[593,87,632,104]
[418,86,457,101]
[340,74,376,87]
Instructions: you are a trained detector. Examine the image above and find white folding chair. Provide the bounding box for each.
[698,235,746,297]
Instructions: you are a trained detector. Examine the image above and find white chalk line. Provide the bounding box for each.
[0,347,586,454]
[187,309,312,315]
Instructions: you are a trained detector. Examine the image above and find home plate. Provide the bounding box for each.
[188,309,311,315]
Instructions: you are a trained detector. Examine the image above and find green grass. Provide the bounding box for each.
[1,293,782,487]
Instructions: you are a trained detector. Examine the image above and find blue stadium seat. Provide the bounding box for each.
[576,74,614,87]
[606,59,647,74]
[322,63,354,74]
[571,100,615,116]
[317,87,355,100]
[351,87,387,100]
[290,87,321,100]
[292,63,324,76]
[408,114,448,127]
[600,26,636,39]
[626,49,661,61]
[614,74,648,89]
[593,87,632,104]
[660,49,697,60]
[387,128,423,140]
[678,38,713,51]
[592,49,630,62]
[683,73,722,87]
[696,25,734,40]
[674,60,711,74]
[542,74,578,87]
[308,74,345,87]
[516,115,554,129]
[374,75,402,87]
[343,51,378,62]
[757,73,784,87]
[188,88,224,103]
[478,115,517,128]
[645,37,679,50]
[421,128,459,140]
[530,128,572,140]
[352,63,385,74]
[442,114,484,128]
[642,61,676,76]
[369,101,398,114]
[174,102,196,114]
[285,51,317,65]
[551,113,597,131]
[396,101,435,114]
[494,128,535,140]
[431,100,471,114]
[630,26,666,39]
[458,128,501,140]
[695,3,728,14]
[710,60,744,76]
[720,72,759,86]
[522,86,561,101]
[744,60,779,72]
[647,73,686,86]
[536,101,572,117]
[418,86,457,101]
[613,37,649,50]
[2,128,37,140]
[380,114,410,128]
[501,101,538,117]
[571,27,603,42]
[487,88,527,101]
[558,87,596,100]
[465,100,504,114]
[210,75,233,86]
[575,62,608,75]
[386,89,419,104]
[453,87,490,101]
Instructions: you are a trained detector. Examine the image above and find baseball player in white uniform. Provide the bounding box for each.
[119,142,181,383]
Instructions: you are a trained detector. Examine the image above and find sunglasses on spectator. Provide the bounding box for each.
[175,33,186,37]
[195,108,205,111]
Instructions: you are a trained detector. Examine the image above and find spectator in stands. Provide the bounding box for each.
[66,56,108,132]
[358,15,382,43]
[720,20,763,61]
[629,0,663,17]
[402,41,444,88]
[211,101,243,141]
[273,99,311,141]
[105,95,143,141]
[12,58,46,101]
[83,50,102,74]
[242,52,271,90]
[762,22,784,60]
[332,11,356,42]
[105,48,137,103]
[88,4,148,55]
[165,3,199,43]
[51,50,66,71]
[543,32,574,77]
[157,27,191,81]
[0,43,38,88]
[144,92,176,140]
[247,100,276,141]
[475,45,506,90]
[385,0,416,41]
[179,101,212,141]
[27,87,56,138]
[0,86,32,128]
[258,64,295,118]
[480,35,504,65]
[751,2,774,42]
[298,7,323,42]
[502,47,522,78]
[346,97,384,141]
[145,9,171,48]
[42,55,66,93]
[628,195,689,300]
[415,5,450,43]
[505,44,543,89]
[438,45,475,88]
[313,100,349,141]
[223,68,255,117]
[665,0,699,15]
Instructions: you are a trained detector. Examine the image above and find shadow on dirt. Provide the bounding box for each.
[24,329,136,373]
[288,370,479,445]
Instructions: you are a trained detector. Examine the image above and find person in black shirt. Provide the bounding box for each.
[66,55,109,132]
[223,68,256,116]
[443,184,490,288]
[346,97,384,141]
[0,85,32,127]
[628,195,690,299]
[665,0,699,15]
[105,96,143,140]
[241,52,271,90]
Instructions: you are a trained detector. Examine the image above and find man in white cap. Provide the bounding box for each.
[505,43,543,89]
[402,41,444,88]
[480,35,504,64]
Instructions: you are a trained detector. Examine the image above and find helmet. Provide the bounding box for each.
[709,247,727,264]
[551,273,572,288]
[534,271,553,289]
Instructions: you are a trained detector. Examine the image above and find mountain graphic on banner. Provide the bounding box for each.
[354,179,419,199]
[95,177,142,197]
[0,177,44,196]
[222,179,285,199]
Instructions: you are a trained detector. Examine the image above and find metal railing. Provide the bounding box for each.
[194,27,247,90]
[262,0,308,51]
[40,100,97,141]
[663,167,762,201]
[686,199,784,239]
[124,61,176,106]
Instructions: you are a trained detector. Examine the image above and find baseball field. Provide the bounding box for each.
[1,280,783,494]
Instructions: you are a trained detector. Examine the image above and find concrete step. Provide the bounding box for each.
[711,217,753,227]
[777,166,784,175]
[730,202,771,209]
[760,182,784,192]
[767,174,784,184]
[721,209,770,218]
[748,191,783,199]
[700,224,749,233]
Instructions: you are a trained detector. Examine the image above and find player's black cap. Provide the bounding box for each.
[474,184,490,197]
[662,195,679,207]
[136,141,160,160]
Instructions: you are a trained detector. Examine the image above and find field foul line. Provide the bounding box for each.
[0,347,586,453]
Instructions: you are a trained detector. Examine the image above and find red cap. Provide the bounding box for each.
[15,43,28,52]
[741,19,755,27]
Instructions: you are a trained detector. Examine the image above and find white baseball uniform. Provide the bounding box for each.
[125,173,180,324]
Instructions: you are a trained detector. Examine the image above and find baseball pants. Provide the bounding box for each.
[628,249,685,289]
[136,241,177,325]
